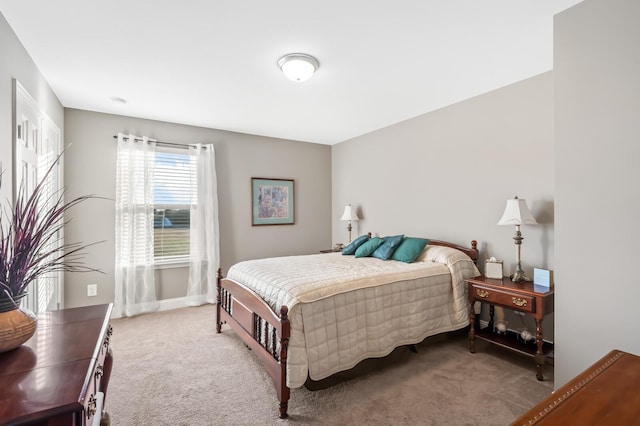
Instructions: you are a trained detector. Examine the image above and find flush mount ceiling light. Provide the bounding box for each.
[277,53,319,82]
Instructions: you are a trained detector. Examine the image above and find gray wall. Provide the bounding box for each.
[0,13,63,205]
[332,72,555,339]
[554,0,640,387]
[63,109,332,308]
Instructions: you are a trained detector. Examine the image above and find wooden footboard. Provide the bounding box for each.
[216,268,291,419]
[216,238,478,419]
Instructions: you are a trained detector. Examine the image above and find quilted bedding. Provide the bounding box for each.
[226,244,480,388]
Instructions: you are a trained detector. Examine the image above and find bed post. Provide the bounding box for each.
[470,240,479,264]
[278,305,291,419]
[216,268,223,333]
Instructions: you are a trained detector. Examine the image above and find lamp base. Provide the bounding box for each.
[510,265,529,283]
[511,228,529,282]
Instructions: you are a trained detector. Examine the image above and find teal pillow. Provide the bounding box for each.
[372,234,405,260]
[391,237,430,263]
[355,237,384,258]
[342,234,370,255]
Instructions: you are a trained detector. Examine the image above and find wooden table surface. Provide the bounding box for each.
[513,349,640,425]
[0,304,113,425]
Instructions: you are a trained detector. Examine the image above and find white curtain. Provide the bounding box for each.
[114,133,160,317]
[186,144,220,306]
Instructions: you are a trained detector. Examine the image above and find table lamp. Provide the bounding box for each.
[340,204,360,243]
[497,196,537,282]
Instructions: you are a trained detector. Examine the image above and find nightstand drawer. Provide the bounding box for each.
[471,285,535,313]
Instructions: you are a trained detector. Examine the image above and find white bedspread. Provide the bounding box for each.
[227,245,480,388]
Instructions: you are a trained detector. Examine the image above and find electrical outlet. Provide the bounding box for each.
[87,284,98,297]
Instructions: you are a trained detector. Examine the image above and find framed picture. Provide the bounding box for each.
[251,177,295,226]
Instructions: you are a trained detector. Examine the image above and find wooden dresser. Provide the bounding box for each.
[513,349,640,425]
[0,303,113,425]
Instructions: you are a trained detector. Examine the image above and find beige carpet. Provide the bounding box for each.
[106,305,553,425]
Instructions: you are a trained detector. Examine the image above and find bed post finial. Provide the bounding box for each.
[279,305,289,319]
[470,240,479,263]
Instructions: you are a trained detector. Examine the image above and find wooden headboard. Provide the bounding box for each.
[428,239,479,263]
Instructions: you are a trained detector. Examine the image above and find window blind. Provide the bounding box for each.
[153,151,196,264]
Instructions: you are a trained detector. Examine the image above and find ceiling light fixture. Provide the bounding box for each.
[277,53,319,82]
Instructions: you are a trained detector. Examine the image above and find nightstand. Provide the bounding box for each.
[466,276,554,380]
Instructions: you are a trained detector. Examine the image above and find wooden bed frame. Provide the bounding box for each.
[216,238,478,418]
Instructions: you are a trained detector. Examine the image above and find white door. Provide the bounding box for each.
[14,80,62,313]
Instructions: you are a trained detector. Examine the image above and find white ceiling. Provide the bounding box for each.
[0,1,582,145]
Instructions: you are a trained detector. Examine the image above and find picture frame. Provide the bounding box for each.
[251,177,295,226]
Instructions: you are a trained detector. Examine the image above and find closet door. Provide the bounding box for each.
[14,80,62,313]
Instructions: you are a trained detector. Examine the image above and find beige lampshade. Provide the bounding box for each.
[497,196,537,226]
[340,204,360,221]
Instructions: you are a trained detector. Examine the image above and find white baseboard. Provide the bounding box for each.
[158,296,189,311]
[110,297,188,319]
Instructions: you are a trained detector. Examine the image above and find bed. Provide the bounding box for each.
[216,236,479,418]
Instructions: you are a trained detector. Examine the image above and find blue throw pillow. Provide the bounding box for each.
[342,234,370,255]
[372,234,405,260]
[391,237,430,263]
[355,237,385,258]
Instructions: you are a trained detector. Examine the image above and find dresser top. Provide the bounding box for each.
[0,303,113,424]
[513,350,640,425]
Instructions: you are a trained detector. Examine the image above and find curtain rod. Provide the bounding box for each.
[112,135,208,149]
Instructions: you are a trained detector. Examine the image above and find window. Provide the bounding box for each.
[153,150,196,264]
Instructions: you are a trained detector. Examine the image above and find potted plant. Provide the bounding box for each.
[0,156,100,352]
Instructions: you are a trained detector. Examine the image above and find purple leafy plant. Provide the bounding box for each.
[0,155,102,308]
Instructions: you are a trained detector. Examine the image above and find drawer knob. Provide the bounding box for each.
[512,297,528,307]
[95,364,104,379]
[477,289,490,298]
[102,324,113,351]
[87,394,97,418]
